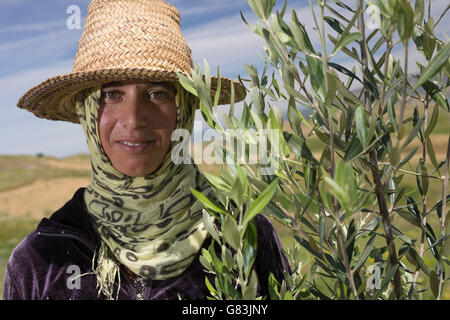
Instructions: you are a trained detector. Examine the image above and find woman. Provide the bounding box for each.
[2,0,289,300]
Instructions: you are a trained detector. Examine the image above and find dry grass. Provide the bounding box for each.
[0,177,90,219]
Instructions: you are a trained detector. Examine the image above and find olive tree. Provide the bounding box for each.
[178,0,449,300]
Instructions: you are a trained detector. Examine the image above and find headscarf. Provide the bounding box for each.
[75,83,213,299]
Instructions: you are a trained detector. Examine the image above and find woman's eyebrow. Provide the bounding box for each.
[101,81,174,90]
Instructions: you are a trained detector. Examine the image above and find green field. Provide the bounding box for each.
[0,217,40,299]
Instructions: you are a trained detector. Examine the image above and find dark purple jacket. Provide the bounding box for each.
[2,188,289,300]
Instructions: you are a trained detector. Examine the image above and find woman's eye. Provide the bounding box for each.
[102,90,121,100]
[148,91,170,102]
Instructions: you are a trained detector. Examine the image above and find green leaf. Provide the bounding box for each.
[328,62,362,83]
[407,247,430,275]
[192,67,213,107]
[406,197,421,222]
[231,175,245,209]
[354,234,376,270]
[199,102,216,129]
[325,71,337,106]
[424,223,440,261]
[366,115,377,147]
[362,216,381,233]
[389,146,400,167]
[213,67,222,108]
[335,160,352,192]
[190,188,228,215]
[223,215,241,251]
[332,32,361,56]
[335,75,361,105]
[222,245,234,269]
[397,146,418,169]
[306,55,325,102]
[176,72,197,96]
[429,270,440,298]
[355,106,368,147]
[324,16,344,33]
[426,138,440,173]
[267,273,280,300]
[401,116,424,151]
[245,64,260,88]
[319,213,325,245]
[261,0,276,19]
[242,220,258,277]
[248,0,264,19]
[287,96,311,135]
[421,81,449,111]
[242,270,258,300]
[387,101,397,133]
[205,276,218,297]
[276,31,292,43]
[203,59,211,90]
[396,209,422,227]
[263,201,292,226]
[290,9,314,53]
[284,84,310,104]
[362,67,379,101]
[323,176,348,212]
[250,109,264,131]
[283,132,318,165]
[270,105,284,128]
[429,195,450,219]
[423,18,436,61]
[202,172,231,192]
[346,219,356,263]
[203,210,221,244]
[250,87,264,114]
[240,10,249,26]
[243,178,279,226]
[419,159,429,195]
[398,0,414,43]
[365,41,393,89]
[412,42,450,92]
[344,136,363,162]
[414,0,425,24]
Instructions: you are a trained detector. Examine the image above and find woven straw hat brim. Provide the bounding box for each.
[17,0,246,123]
[17,68,245,124]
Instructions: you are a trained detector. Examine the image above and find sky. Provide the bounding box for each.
[0,0,448,158]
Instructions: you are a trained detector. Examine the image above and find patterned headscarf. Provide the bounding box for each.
[75,83,213,299]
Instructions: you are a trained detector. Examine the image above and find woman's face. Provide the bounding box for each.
[98,80,177,177]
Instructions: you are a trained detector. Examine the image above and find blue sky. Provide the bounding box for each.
[0,0,448,158]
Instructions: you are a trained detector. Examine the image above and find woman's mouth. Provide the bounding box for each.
[117,140,155,153]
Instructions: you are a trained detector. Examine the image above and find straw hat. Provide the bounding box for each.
[17,0,246,123]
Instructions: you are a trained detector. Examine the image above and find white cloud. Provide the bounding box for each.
[0,28,79,54]
[0,0,30,6]
[0,20,65,33]
[0,59,73,103]
[182,3,317,76]
[169,0,245,18]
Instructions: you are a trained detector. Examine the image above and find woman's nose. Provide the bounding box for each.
[118,93,147,129]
